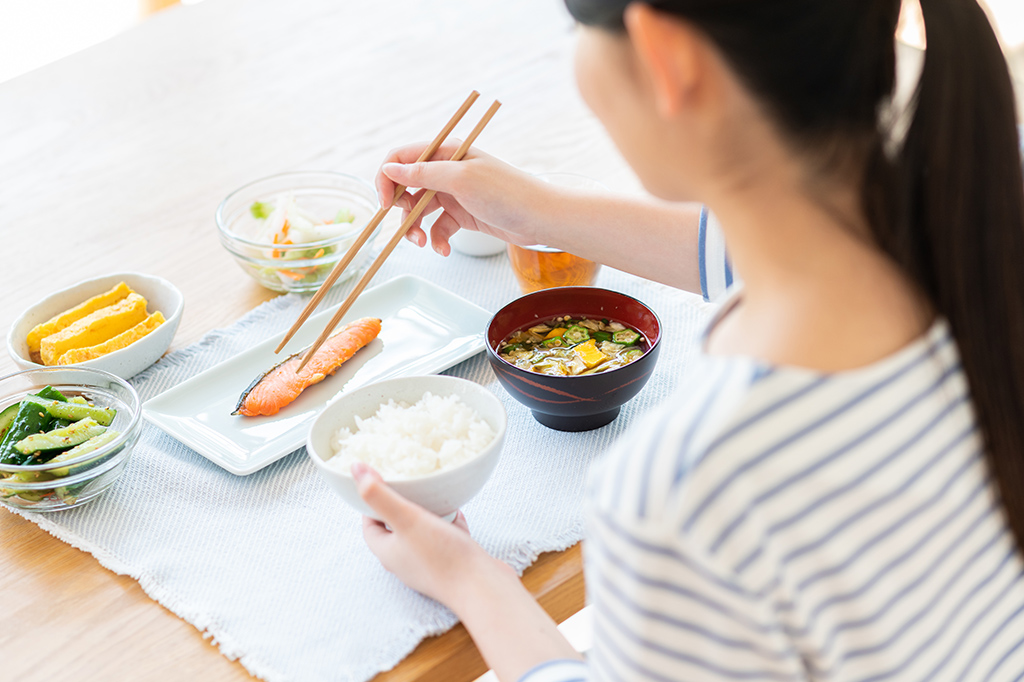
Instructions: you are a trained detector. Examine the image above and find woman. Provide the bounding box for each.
[355,1,1024,680]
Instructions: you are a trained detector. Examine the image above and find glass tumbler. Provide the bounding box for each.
[507,173,605,294]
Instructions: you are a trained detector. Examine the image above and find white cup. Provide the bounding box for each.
[448,230,507,257]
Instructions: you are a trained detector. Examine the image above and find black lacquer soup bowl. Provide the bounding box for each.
[485,286,662,431]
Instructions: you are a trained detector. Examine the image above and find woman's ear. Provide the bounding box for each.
[623,4,703,118]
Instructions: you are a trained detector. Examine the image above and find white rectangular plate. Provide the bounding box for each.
[142,275,491,475]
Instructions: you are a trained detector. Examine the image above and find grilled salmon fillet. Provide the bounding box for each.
[233,317,382,417]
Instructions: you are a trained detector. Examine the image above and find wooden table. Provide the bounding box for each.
[0,1,637,678]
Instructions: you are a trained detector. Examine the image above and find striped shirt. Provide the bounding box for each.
[520,217,1024,681]
[699,208,734,302]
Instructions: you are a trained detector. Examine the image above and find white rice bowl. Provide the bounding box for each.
[327,392,496,479]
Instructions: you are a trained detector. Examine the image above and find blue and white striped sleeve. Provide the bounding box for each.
[698,207,735,303]
[518,659,588,682]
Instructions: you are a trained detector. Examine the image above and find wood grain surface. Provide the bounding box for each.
[0,0,633,678]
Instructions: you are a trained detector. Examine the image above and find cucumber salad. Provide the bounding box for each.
[0,386,120,504]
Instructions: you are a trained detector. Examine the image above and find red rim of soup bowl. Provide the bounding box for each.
[485,286,662,431]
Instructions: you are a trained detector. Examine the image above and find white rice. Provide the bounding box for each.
[327,392,495,479]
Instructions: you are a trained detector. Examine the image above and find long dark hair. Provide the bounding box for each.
[567,0,1024,554]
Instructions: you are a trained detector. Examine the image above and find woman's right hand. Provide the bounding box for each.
[377,142,705,295]
[375,143,552,256]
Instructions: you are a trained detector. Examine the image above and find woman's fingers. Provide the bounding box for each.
[375,141,466,205]
[384,141,465,165]
[361,515,399,564]
[383,160,465,196]
[391,189,415,212]
[428,211,464,256]
[402,187,444,216]
[362,514,388,539]
[375,143,430,207]
[352,462,419,531]
[398,190,437,247]
[404,225,428,248]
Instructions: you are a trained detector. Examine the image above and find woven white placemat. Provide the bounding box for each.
[12,241,713,682]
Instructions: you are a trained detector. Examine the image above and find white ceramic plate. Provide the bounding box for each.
[141,275,491,475]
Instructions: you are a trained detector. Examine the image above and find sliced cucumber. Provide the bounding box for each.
[34,386,68,403]
[13,418,107,456]
[0,396,54,466]
[33,399,116,427]
[1,470,56,484]
[55,482,88,506]
[0,403,19,442]
[48,430,121,477]
[69,396,88,405]
[0,471,55,502]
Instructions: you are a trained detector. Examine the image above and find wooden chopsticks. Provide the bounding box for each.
[292,98,502,373]
[274,90,481,355]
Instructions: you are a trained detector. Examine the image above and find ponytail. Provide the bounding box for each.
[867,0,1024,553]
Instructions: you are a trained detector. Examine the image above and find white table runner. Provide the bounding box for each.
[13,243,712,682]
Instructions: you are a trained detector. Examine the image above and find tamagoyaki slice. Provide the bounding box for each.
[56,311,166,365]
[27,281,132,355]
[40,293,148,365]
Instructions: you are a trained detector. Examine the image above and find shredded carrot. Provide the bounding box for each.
[278,269,305,280]
[314,248,325,258]
[272,237,294,259]
[281,220,290,237]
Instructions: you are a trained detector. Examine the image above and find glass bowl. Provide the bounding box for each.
[0,367,142,512]
[216,171,380,294]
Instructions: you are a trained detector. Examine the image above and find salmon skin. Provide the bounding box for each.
[233,317,382,417]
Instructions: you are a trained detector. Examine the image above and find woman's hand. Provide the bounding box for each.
[375,142,705,293]
[375,143,553,256]
[354,461,509,607]
[355,461,583,680]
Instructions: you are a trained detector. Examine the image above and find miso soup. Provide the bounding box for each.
[497,316,646,376]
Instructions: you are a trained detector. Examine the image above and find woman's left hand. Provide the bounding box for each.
[354,461,507,607]
[355,462,583,680]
